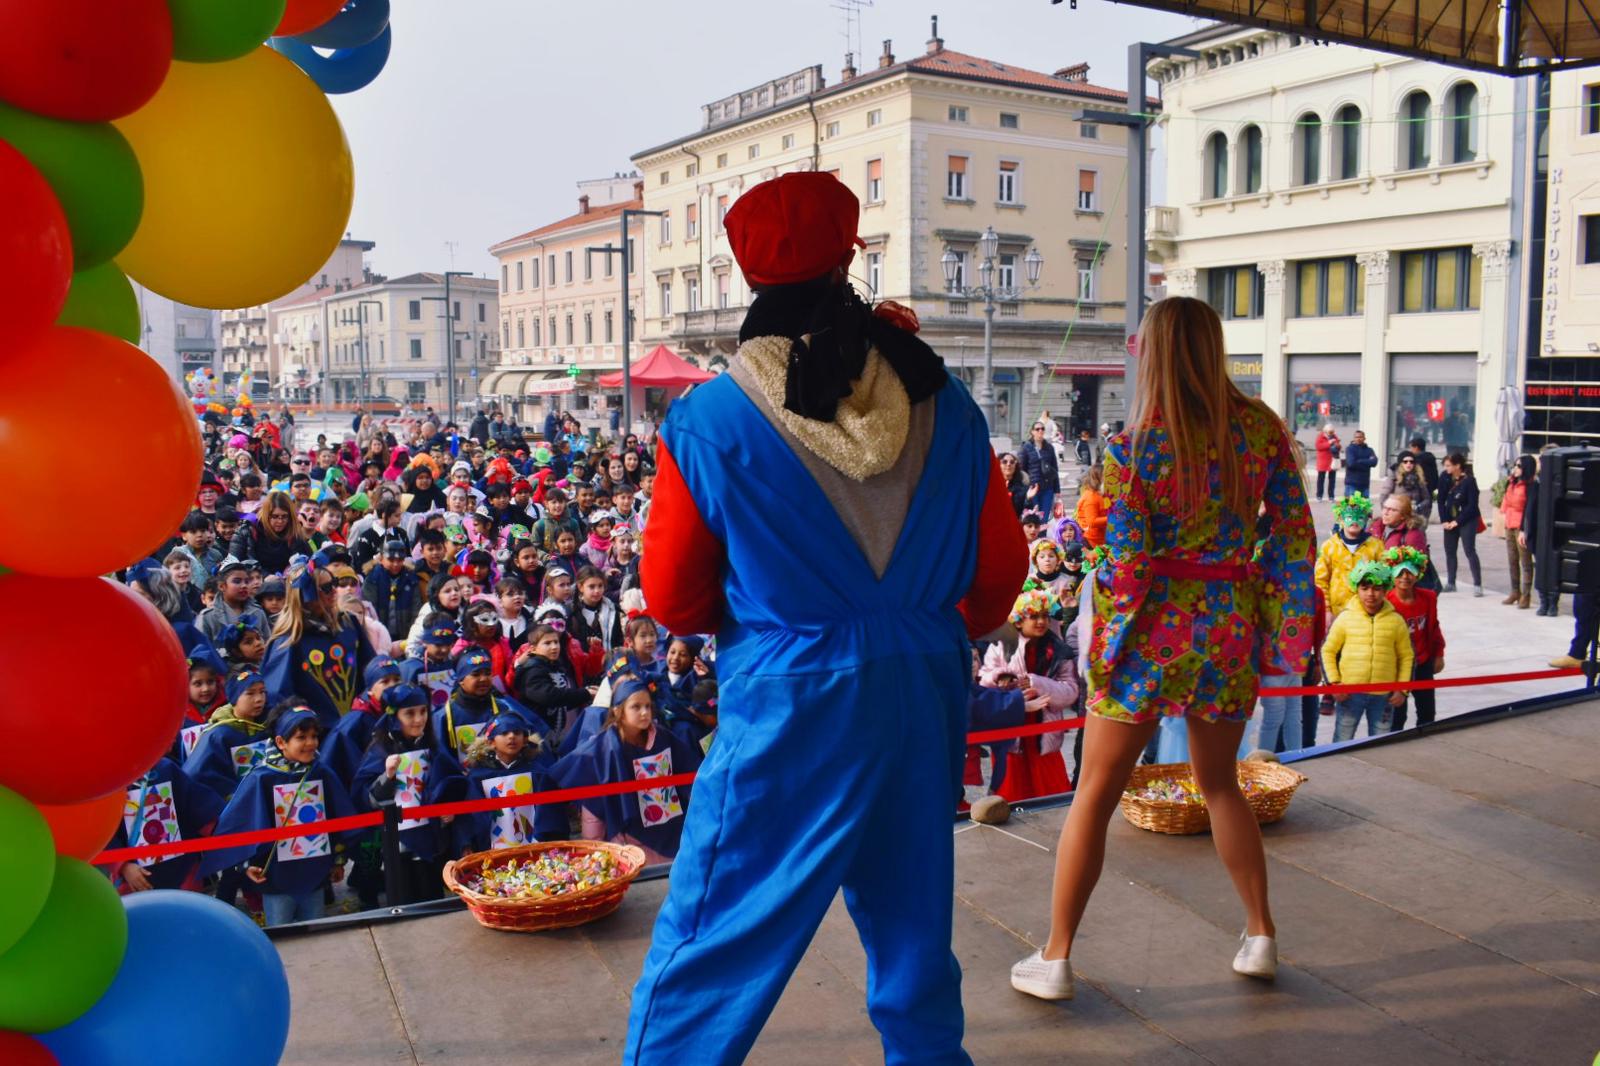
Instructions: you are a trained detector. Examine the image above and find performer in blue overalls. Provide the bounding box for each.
[627,172,1028,1065]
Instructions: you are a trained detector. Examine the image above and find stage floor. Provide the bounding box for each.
[277,700,1600,1065]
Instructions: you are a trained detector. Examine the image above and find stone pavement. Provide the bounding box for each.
[275,700,1600,1065]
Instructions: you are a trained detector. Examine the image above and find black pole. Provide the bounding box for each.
[621,212,633,431]
[443,272,454,421]
[379,798,404,907]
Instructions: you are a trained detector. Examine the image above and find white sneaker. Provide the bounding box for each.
[1232,931,1277,980]
[1011,949,1075,1000]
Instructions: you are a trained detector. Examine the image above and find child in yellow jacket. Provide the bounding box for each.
[1314,492,1385,619]
[1323,561,1413,741]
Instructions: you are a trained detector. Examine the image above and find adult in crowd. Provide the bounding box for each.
[229,491,312,575]
[1313,423,1341,500]
[998,452,1029,516]
[627,171,1027,1064]
[1341,430,1379,499]
[1435,453,1482,596]
[1403,436,1440,500]
[1501,454,1535,610]
[1020,419,1062,520]
[1012,296,1313,1001]
[1382,453,1433,523]
[262,551,378,728]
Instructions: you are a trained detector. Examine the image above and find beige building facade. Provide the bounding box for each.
[1147,24,1526,469]
[628,23,1138,440]
[486,179,647,427]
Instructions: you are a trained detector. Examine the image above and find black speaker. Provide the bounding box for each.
[1532,446,1600,594]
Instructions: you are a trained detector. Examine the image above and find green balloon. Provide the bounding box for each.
[168,0,290,62]
[0,102,143,269]
[0,786,54,958]
[57,261,141,343]
[0,856,128,1033]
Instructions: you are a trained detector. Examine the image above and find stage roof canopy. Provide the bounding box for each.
[1080,0,1600,73]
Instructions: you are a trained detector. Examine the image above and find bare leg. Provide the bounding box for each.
[1041,714,1158,960]
[1186,713,1275,938]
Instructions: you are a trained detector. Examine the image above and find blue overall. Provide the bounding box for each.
[624,372,988,1066]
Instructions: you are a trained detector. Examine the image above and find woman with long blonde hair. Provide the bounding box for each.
[262,551,377,727]
[1011,296,1316,999]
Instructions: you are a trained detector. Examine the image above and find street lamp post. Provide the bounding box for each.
[341,299,383,403]
[587,207,664,431]
[442,270,471,422]
[941,225,1044,432]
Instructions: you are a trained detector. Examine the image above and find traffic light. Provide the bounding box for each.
[1532,446,1600,594]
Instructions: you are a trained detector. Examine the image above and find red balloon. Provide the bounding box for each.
[0,327,203,577]
[0,141,72,340]
[35,792,126,861]
[0,1031,59,1066]
[0,0,172,122]
[275,0,346,36]
[0,575,186,805]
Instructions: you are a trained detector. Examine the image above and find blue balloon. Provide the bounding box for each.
[39,891,289,1066]
[295,0,390,48]
[270,25,392,94]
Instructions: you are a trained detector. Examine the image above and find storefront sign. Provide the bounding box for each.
[1527,384,1600,404]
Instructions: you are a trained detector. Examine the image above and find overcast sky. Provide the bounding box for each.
[329,0,1200,279]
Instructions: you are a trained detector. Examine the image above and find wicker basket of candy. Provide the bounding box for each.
[443,840,648,932]
[1119,761,1307,835]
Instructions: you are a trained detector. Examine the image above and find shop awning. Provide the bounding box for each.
[1050,363,1125,377]
[597,345,714,388]
[478,369,524,395]
[524,371,575,396]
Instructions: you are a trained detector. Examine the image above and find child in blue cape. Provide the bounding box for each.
[184,666,275,799]
[261,551,377,729]
[460,706,568,851]
[435,647,543,757]
[176,644,228,761]
[353,683,468,904]
[200,703,360,927]
[553,674,701,866]
[323,656,404,787]
[219,617,268,672]
[658,635,716,746]
[108,757,225,894]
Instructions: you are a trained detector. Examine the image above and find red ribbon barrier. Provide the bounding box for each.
[92,665,1588,867]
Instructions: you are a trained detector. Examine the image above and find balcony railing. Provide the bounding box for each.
[673,308,741,338]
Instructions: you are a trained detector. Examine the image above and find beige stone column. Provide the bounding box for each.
[1257,259,1287,417]
[1471,240,1513,469]
[1355,250,1391,455]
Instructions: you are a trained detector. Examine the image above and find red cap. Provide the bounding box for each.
[725,172,866,288]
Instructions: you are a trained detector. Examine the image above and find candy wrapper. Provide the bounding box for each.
[462,848,624,899]
[1126,772,1272,806]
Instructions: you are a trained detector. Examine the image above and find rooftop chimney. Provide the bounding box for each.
[841,52,856,80]
[926,14,943,55]
[578,194,590,215]
[633,179,645,199]
[879,39,895,68]
[1055,62,1090,81]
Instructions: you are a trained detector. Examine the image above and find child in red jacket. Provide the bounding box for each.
[1383,547,1444,729]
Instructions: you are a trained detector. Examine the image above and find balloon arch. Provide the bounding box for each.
[0,3,396,1062]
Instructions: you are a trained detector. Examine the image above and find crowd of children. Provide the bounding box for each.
[111,417,714,926]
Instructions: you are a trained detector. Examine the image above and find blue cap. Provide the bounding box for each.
[421,622,459,647]
[364,656,402,687]
[612,675,657,708]
[381,683,430,714]
[187,644,226,677]
[272,706,320,739]
[224,667,264,706]
[486,706,538,737]
[669,635,705,658]
[453,648,493,681]
[605,651,642,683]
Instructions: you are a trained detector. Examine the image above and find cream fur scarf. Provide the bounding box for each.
[738,334,910,482]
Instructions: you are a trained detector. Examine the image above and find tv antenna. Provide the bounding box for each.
[831,0,874,66]
[444,240,460,271]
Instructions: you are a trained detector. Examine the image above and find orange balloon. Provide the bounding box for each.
[275,0,345,36]
[35,792,125,861]
[0,326,202,576]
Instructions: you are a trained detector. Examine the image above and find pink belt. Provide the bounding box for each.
[1149,558,1250,582]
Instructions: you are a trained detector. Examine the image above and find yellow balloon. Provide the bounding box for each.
[114,48,353,309]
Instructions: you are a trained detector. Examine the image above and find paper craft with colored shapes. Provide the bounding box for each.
[634,749,682,827]
[394,751,430,831]
[123,780,182,869]
[230,739,274,777]
[481,771,536,848]
[419,669,452,708]
[273,778,330,861]
[179,723,206,758]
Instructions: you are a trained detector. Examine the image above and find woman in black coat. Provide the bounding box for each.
[1435,452,1482,595]
[998,453,1029,517]
[228,490,313,575]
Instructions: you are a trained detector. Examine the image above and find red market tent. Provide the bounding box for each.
[597,345,714,389]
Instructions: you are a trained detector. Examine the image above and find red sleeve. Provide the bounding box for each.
[1426,594,1445,660]
[640,436,725,635]
[958,453,1031,638]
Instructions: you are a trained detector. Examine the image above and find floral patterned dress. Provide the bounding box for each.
[1087,402,1315,723]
